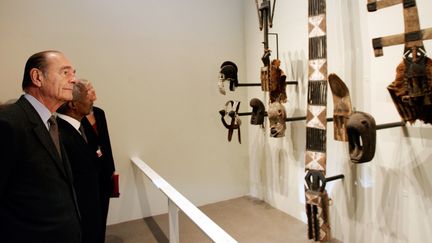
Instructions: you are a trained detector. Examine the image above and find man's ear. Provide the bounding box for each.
[30,68,43,87]
[68,101,77,110]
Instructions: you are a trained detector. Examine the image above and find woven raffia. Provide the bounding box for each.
[387,56,432,124]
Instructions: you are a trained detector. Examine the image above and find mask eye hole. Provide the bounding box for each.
[349,130,362,148]
[361,120,369,128]
[357,135,363,148]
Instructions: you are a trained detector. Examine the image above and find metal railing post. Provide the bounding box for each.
[168,199,179,243]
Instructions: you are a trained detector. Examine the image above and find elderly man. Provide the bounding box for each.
[0,50,81,242]
[57,80,103,243]
[80,81,117,243]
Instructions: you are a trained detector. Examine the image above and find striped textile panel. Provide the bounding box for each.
[306,0,328,174]
[305,0,331,241]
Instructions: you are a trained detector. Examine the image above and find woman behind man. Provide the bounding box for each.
[81,80,116,243]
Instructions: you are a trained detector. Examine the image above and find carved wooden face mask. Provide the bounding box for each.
[250,98,265,125]
[218,61,238,95]
[268,101,286,137]
[347,111,376,163]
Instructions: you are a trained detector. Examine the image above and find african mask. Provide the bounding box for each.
[387,47,432,124]
[250,98,265,125]
[268,101,286,137]
[269,59,287,103]
[219,100,241,143]
[218,61,238,95]
[328,73,353,142]
[347,111,376,163]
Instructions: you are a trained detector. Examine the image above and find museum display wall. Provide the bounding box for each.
[244,0,432,242]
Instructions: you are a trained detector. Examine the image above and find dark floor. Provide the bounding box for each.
[106,196,340,243]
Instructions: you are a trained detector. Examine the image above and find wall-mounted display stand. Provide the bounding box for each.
[237,81,298,87]
[218,0,411,242]
[218,0,296,141]
[233,32,299,89]
[238,111,405,130]
[216,0,430,242]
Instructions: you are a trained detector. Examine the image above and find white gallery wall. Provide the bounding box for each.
[0,0,249,225]
[245,0,432,243]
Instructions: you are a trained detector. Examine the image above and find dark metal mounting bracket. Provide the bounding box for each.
[237,112,406,130]
[325,174,345,183]
[236,81,298,87]
[268,33,279,59]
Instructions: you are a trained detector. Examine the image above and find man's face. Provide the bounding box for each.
[74,91,94,117]
[40,52,76,102]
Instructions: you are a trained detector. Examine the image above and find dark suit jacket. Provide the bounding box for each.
[0,96,81,243]
[81,106,115,241]
[82,107,115,185]
[57,117,102,243]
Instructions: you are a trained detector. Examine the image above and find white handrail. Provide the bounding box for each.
[131,156,238,243]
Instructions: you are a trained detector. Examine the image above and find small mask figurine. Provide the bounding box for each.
[218,61,238,95]
[328,73,353,142]
[269,59,287,103]
[219,100,241,143]
[347,111,376,163]
[268,101,286,137]
[250,98,265,125]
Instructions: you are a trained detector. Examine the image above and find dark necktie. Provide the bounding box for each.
[79,124,88,143]
[48,115,62,158]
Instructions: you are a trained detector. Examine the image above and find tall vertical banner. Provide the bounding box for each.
[304,0,331,241]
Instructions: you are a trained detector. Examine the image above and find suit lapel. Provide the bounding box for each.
[57,119,81,181]
[17,97,68,179]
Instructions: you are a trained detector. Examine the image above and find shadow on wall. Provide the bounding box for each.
[404,126,432,198]
[411,154,432,199]
[282,50,307,109]
[281,50,307,160]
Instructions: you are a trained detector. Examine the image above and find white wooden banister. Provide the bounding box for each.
[131,156,237,243]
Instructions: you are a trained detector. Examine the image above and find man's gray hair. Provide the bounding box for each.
[72,79,89,102]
